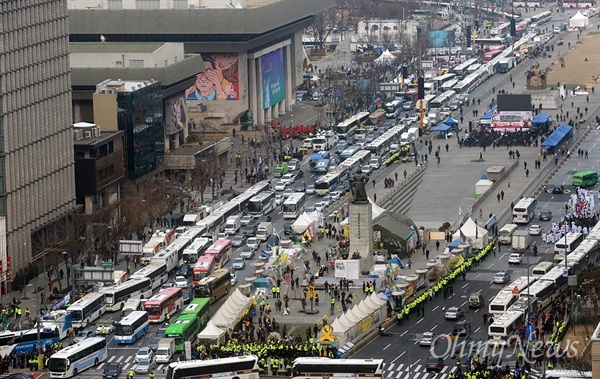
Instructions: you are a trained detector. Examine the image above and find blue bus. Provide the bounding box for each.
[315,159,330,174]
[114,311,150,344]
[309,151,330,172]
[340,146,360,161]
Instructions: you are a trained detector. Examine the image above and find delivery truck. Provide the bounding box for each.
[155,338,175,363]
[511,230,531,252]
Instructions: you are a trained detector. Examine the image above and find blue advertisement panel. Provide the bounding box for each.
[428,30,456,48]
[261,48,285,109]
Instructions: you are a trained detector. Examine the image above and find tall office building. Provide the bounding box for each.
[0,1,76,277]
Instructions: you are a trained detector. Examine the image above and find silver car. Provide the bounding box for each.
[134,359,155,375]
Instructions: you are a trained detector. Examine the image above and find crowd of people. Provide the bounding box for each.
[542,188,599,244]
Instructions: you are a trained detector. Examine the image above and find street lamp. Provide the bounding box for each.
[62,251,69,289]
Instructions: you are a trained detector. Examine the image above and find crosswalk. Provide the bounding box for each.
[383,363,458,379]
[94,355,168,373]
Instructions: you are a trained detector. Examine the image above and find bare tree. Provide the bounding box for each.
[309,9,337,48]
[190,157,222,204]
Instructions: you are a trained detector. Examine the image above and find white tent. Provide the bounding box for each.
[374,49,396,65]
[569,11,589,28]
[341,199,385,226]
[197,321,226,343]
[292,211,321,234]
[332,293,387,345]
[475,179,494,197]
[452,217,489,249]
[210,289,252,330]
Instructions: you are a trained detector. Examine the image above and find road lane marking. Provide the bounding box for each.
[125,356,132,363]
[432,306,439,312]
[417,317,425,324]
[462,283,469,288]
[461,301,467,306]
[475,274,481,278]
[117,356,124,362]
[384,343,391,350]
[432,324,438,330]
[391,351,406,363]
[487,264,494,269]
[475,327,481,333]
[400,331,407,337]
[474,308,480,313]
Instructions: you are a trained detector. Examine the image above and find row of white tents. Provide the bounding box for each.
[198,288,253,342]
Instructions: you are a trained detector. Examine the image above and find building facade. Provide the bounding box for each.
[93,80,165,180]
[73,123,125,215]
[0,1,77,278]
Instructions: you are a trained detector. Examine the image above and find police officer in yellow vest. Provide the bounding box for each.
[128,369,135,379]
[149,372,155,379]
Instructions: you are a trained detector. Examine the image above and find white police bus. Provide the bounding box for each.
[66,292,106,328]
[114,311,150,344]
[47,337,108,378]
[101,277,153,312]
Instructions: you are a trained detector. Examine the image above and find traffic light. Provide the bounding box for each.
[510,18,516,37]
[474,20,480,29]
[418,77,425,100]
[402,65,409,78]
[466,29,472,47]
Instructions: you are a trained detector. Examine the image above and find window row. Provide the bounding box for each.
[4,32,68,71]
[3,16,68,51]
[3,54,69,92]
[3,73,71,115]
[1,1,66,24]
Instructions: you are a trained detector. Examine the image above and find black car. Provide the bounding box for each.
[220,188,240,197]
[267,234,280,248]
[539,210,553,221]
[294,182,306,192]
[426,356,444,372]
[177,264,191,278]
[149,336,162,351]
[291,169,304,180]
[182,289,192,304]
[258,215,272,223]
[103,362,122,379]
[452,321,471,337]
[546,184,564,194]
[283,220,294,235]
[242,223,258,237]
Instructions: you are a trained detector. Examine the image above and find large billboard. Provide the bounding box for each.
[165,96,187,135]
[185,53,239,101]
[261,48,285,109]
[427,30,456,48]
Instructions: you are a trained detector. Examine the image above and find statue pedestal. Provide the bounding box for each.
[349,202,374,274]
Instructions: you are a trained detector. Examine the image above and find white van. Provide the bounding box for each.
[224,215,241,235]
[408,127,419,141]
[400,132,411,145]
[302,138,313,149]
[390,143,400,154]
[532,261,554,277]
[498,224,519,245]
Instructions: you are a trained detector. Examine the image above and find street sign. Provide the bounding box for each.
[101,262,114,269]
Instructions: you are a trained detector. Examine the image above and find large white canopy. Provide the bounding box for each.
[210,289,252,330]
[452,217,489,249]
[569,11,589,28]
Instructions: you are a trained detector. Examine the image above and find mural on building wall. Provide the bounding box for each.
[166,96,187,135]
[186,53,239,101]
[261,48,286,109]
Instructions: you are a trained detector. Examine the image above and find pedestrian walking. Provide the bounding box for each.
[501,190,505,200]
[507,178,511,187]
[497,193,501,202]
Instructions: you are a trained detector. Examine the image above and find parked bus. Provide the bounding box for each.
[166,355,260,379]
[130,264,168,290]
[488,291,518,316]
[482,50,502,64]
[530,10,552,26]
[572,171,598,187]
[292,358,384,379]
[47,337,108,378]
[434,73,457,89]
[429,90,456,109]
[101,277,153,312]
[340,146,361,161]
[248,190,277,217]
[0,310,69,357]
[309,151,329,172]
[512,198,537,224]
[114,311,150,344]
[283,193,307,219]
[203,239,232,269]
[182,238,211,265]
[66,292,106,328]
[150,247,180,274]
[367,109,386,126]
[335,112,370,139]
[554,232,584,261]
[315,167,347,195]
[167,299,211,351]
[144,287,184,323]
[314,159,330,174]
[384,99,403,118]
[487,311,525,346]
[474,37,506,46]
[453,58,479,78]
[498,224,519,244]
[194,268,232,303]
[192,255,216,284]
[532,261,554,277]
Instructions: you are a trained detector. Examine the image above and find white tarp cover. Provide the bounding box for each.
[452,217,489,249]
[210,289,252,330]
[197,320,225,342]
[569,11,589,28]
[475,179,494,196]
[331,293,387,345]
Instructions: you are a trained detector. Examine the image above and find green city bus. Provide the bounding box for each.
[180,298,211,319]
[165,314,205,351]
[572,171,598,187]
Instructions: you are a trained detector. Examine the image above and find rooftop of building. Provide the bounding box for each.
[70,42,166,54]
[96,79,159,93]
[73,125,124,148]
